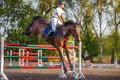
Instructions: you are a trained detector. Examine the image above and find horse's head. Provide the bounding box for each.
[64,20,81,42]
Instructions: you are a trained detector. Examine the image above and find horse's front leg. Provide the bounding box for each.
[64,46,73,71]
[57,47,67,74]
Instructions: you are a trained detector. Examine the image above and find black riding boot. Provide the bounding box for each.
[45,30,54,40]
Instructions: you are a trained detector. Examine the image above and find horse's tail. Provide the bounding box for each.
[23,16,41,36]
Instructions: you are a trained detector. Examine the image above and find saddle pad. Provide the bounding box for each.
[43,25,52,35]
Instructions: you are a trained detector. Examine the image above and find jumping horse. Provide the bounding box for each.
[23,16,81,74]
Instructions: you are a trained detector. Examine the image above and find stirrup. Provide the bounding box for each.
[44,30,54,40]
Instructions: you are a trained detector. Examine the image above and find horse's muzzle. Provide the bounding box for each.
[76,35,81,42]
[76,39,80,42]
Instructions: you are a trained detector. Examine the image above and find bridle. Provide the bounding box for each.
[71,25,80,40]
[62,24,80,41]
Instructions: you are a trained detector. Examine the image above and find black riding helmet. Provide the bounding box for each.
[58,1,65,5]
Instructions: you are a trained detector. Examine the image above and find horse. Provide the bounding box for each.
[82,54,93,63]
[23,16,81,74]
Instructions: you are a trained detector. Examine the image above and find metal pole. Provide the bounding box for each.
[75,41,85,79]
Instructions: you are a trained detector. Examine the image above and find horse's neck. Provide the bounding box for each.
[62,27,71,40]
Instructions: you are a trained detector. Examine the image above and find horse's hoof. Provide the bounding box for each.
[70,64,74,71]
[64,69,67,74]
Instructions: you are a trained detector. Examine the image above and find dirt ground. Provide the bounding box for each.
[4,68,120,80]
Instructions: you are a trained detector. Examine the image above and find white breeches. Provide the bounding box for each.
[51,18,62,32]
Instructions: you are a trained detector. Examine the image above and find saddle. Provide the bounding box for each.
[43,25,63,40]
[43,24,54,40]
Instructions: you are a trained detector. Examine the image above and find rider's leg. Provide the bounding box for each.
[45,19,57,40]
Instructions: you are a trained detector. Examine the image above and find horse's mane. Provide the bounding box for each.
[64,20,75,27]
[33,16,42,20]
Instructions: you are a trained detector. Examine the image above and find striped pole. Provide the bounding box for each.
[4,65,61,69]
[0,37,8,80]
[11,52,38,55]
[5,45,78,50]
[5,43,79,49]
[4,56,60,59]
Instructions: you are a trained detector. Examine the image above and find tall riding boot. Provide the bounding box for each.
[45,30,54,40]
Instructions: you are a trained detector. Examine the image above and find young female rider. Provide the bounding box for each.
[51,1,66,32]
[45,1,66,39]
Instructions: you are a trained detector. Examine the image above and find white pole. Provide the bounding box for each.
[79,42,82,72]
[9,50,12,66]
[38,50,42,66]
[0,37,9,80]
[19,49,25,66]
[75,41,85,79]
[26,51,29,66]
[19,49,21,66]
[22,49,25,66]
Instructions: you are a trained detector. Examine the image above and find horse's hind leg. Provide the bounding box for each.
[57,47,67,74]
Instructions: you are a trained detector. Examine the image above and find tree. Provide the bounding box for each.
[0,0,39,43]
[107,0,120,63]
[0,0,60,57]
[0,0,58,44]
[65,0,99,58]
[91,0,110,63]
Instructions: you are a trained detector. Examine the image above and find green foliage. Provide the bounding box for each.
[103,31,120,58]
[81,26,99,57]
[0,0,120,61]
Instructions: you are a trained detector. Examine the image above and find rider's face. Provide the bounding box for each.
[60,4,65,8]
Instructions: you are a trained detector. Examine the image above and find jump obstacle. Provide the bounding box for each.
[0,37,85,80]
[5,43,75,67]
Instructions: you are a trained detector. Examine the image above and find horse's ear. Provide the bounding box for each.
[76,22,80,25]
